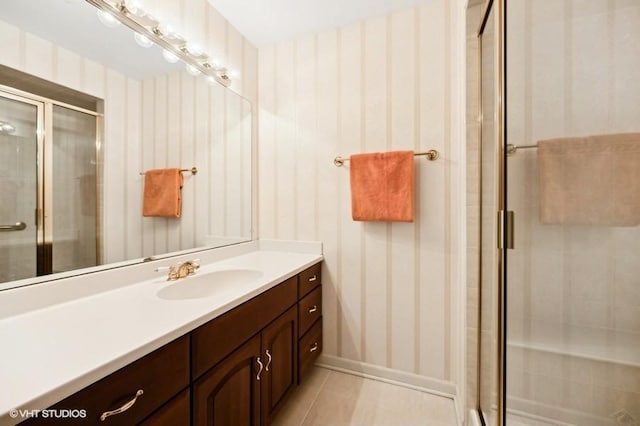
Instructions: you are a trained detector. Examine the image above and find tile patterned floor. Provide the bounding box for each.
[273,367,459,426]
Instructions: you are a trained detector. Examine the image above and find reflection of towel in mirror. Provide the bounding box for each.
[142,168,183,218]
[538,133,640,226]
[349,150,415,222]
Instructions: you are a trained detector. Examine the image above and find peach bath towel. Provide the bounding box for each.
[538,133,640,226]
[142,168,184,218]
[349,150,415,222]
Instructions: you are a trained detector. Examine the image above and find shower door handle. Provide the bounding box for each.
[497,211,514,250]
[0,222,26,232]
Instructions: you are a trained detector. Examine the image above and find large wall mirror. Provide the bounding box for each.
[0,0,253,290]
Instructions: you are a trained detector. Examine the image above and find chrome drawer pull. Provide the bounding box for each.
[256,357,264,380]
[100,389,143,421]
[308,305,318,314]
[308,275,317,282]
[265,349,272,372]
[310,342,319,353]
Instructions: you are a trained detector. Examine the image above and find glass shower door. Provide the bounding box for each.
[51,105,98,273]
[504,1,640,425]
[0,93,42,284]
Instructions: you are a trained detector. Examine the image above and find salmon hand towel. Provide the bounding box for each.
[349,150,415,222]
[538,133,640,226]
[142,168,184,218]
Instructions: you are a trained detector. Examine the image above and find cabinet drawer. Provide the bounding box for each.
[298,319,322,382]
[25,336,189,425]
[298,263,321,299]
[139,389,190,426]
[298,286,322,338]
[192,276,297,379]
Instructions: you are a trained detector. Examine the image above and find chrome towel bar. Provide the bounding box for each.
[334,150,440,167]
[506,144,537,155]
[139,167,198,175]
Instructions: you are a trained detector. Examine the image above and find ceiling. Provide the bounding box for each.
[1,0,440,79]
[208,0,434,47]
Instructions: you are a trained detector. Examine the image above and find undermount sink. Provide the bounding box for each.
[157,269,264,300]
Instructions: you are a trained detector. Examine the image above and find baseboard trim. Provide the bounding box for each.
[507,395,612,426]
[468,409,482,426]
[316,354,457,400]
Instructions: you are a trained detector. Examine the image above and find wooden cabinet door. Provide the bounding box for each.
[193,334,262,426]
[261,306,298,426]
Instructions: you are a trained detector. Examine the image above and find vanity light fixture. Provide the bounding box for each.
[87,0,235,87]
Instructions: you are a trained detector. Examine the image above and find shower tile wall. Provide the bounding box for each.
[506,1,640,424]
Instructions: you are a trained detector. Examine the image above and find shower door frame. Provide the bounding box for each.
[0,85,103,277]
[477,0,508,425]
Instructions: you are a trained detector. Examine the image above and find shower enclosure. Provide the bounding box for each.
[0,88,100,284]
[476,1,640,425]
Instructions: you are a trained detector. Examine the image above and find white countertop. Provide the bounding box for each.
[0,241,322,424]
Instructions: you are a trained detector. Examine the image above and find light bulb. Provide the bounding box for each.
[162,49,179,63]
[96,10,121,28]
[206,76,217,85]
[124,0,142,15]
[185,64,201,76]
[157,22,175,37]
[210,59,223,70]
[228,69,239,79]
[187,43,203,56]
[134,32,153,48]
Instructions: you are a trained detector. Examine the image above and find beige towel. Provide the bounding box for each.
[538,133,640,226]
[142,168,183,218]
[349,150,415,222]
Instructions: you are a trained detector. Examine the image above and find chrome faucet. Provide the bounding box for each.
[167,260,200,281]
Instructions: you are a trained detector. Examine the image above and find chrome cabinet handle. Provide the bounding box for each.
[308,275,317,282]
[308,305,318,314]
[256,357,264,381]
[100,389,143,421]
[265,349,272,372]
[310,343,319,353]
[0,222,26,232]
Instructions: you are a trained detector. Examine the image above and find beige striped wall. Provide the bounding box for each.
[0,0,258,265]
[258,0,464,387]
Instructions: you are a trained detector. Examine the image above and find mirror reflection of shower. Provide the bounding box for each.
[0,88,100,284]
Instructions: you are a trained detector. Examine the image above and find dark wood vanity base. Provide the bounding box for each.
[21,262,322,426]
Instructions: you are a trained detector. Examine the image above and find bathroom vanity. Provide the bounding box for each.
[0,243,322,425]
